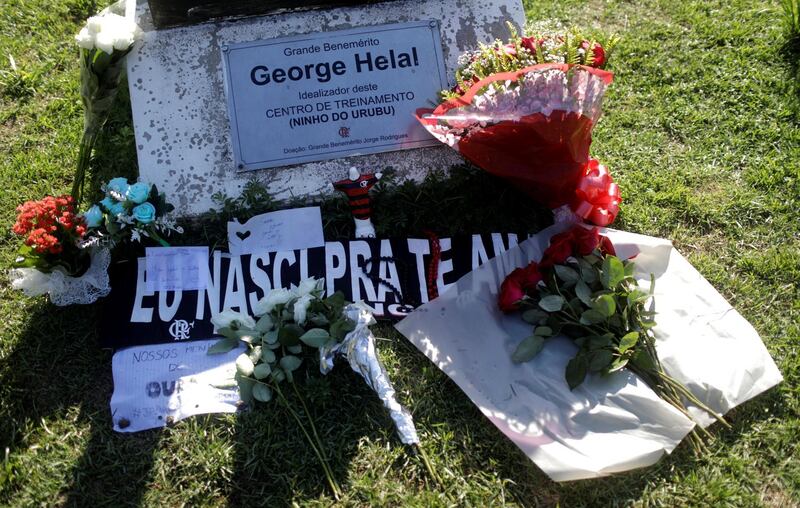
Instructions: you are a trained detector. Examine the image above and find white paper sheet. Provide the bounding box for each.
[145,246,209,292]
[110,339,244,432]
[227,207,325,255]
[395,225,783,481]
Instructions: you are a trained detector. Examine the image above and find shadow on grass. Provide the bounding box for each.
[0,301,160,506]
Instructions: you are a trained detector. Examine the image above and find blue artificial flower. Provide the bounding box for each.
[82,205,104,228]
[126,182,152,204]
[108,201,126,217]
[100,197,115,211]
[106,177,130,199]
[132,202,156,224]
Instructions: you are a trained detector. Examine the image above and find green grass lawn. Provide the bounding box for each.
[1,0,799,505]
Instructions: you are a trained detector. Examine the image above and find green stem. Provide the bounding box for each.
[291,381,329,462]
[148,228,170,247]
[273,383,341,499]
[71,131,99,203]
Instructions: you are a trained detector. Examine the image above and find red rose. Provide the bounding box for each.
[498,262,542,313]
[541,225,617,268]
[591,44,606,68]
[580,41,606,68]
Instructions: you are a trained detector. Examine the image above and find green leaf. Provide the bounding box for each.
[601,255,625,289]
[278,324,304,346]
[618,332,639,353]
[592,294,617,317]
[587,335,612,350]
[577,258,598,284]
[554,265,580,285]
[300,328,331,348]
[565,354,589,390]
[608,357,629,372]
[538,295,564,312]
[589,349,614,372]
[216,326,237,340]
[235,354,255,377]
[270,368,286,383]
[575,280,592,306]
[253,363,272,379]
[330,319,356,341]
[237,375,254,404]
[261,348,276,364]
[252,383,273,402]
[255,314,273,333]
[534,326,553,337]
[631,349,656,371]
[522,309,548,324]
[623,261,636,277]
[264,330,279,344]
[580,309,606,325]
[287,344,303,354]
[248,346,262,363]
[280,355,303,372]
[207,337,239,355]
[511,335,545,363]
[627,289,650,306]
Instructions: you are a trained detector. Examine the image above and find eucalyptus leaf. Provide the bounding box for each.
[248,346,262,363]
[330,319,356,341]
[216,326,237,340]
[278,324,304,346]
[300,328,331,348]
[255,314,273,333]
[511,335,545,363]
[534,326,553,337]
[235,354,255,377]
[539,295,565,312]
[287,344,303,354]
[565,354,589,390]
[271,368,286,383]
[237,375,254,404]
[280,355,303,372]
[207,337,239,355]
[264,330,279,344]
[618,332,639,353]
[592,294,617,317]
[252,383,273,402]
[261,348,276,364]
[522,309,548,324]
[236,330,256,343]
[253,363,272,380]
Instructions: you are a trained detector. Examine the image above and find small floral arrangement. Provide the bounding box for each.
[443,25,618,99]
[208,279,361,498]
[71,2,143,201]
[12,195,89,275]
[500,225,729,452]
[83,177,183,247]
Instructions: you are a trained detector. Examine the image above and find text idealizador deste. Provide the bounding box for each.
[250,47,420,86]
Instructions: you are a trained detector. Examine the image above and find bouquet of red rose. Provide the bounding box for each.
[500,225,729,452]
[417,27,621,226]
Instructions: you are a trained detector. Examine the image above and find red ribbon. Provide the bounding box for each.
[571,158,621,227]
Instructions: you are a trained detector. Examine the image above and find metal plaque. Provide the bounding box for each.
[221,20,448,171]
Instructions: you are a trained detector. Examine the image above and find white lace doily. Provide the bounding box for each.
[9,247,111,306]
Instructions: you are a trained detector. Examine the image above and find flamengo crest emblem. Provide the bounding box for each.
[168,320,194,340]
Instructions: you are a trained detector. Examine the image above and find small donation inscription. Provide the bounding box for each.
[222,21,448,170]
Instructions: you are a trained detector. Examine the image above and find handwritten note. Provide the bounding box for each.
[145,247,209,292]
[227,207,325,255]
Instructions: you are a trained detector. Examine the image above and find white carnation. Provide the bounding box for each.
[211,309,256,332]
[86,15,104,35]
[253,287,294,316]
[293,294,313,325]
[294,277,323,297]
[75,27,95,50]
[94,31,115,55]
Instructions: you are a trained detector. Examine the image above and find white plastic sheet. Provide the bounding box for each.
[395,225,783,481]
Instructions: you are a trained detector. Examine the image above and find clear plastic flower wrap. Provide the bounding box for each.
[416,63,620,225]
